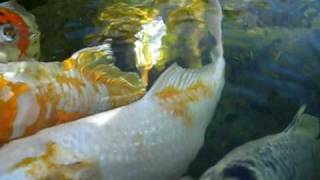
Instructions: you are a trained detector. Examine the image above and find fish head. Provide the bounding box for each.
[200,163,258,180]
[0,1,40,63]
[0,17,21,62]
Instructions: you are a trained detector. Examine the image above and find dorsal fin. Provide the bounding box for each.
[206,0,224,59]
[284,105,320,139]
[62,43,146,108]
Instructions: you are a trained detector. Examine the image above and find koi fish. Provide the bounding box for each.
[0,0,224,178]
[0,0,40,62]
[0,49,225,180]
[200,107,320,180]
[0,43,145,143]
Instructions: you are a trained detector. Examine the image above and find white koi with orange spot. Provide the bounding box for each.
[0,54,225,179]
[0,44,145,143]
[0,0,223,179]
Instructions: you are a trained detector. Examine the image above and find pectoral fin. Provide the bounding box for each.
[284,105,319,139]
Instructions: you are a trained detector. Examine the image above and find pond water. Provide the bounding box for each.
[5,0,320,178]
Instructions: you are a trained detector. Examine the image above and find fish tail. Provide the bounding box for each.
[206,0,224,59]
[284,105,320,139]
[147,0,225,100]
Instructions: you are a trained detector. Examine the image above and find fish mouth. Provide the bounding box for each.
[222,164,257,180]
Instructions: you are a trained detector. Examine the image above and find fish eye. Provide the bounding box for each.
[0,24,17,42]
[223,165,257,180]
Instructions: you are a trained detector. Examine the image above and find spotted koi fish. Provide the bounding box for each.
[0,0,223,179]
[0,43,145,143]
[0,0,40,62]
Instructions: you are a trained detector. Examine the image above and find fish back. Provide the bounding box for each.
[0,44,145,142]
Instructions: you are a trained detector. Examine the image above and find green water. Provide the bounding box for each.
[12,0,320,178]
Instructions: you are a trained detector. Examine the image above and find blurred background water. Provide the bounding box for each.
[3,0,319,178]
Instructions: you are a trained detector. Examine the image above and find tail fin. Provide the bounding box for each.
[206,0,224,59]
[62,44,146,108]
[147,0,225,98]
[284,106,320,139]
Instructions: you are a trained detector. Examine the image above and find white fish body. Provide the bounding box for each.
[0,53,225,179]
[200,108,320,180]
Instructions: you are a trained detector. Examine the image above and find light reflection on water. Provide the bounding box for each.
[16,0,320,177]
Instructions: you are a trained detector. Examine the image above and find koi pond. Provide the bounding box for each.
[0,0,319,179]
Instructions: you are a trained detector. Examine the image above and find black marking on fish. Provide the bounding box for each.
[223,164,257,180]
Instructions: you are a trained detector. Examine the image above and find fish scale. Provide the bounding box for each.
[272,136,312,179]
[200,112,319,180]
[257,135,312,179]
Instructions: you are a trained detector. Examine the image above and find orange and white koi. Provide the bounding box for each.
[0,43,145,143]
[0,0,224,179]
[0,1,40,62]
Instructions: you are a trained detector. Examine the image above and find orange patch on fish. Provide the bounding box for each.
[23,83,58,137]
[156,80,213,125]
[0,51,145,142]
[106,80,145,108]
[62,58,77,71]
[53,110,87,124]
[24,76,87,137]
[63,56,146,108]
[13,142,60,170]
[0,75,29,142]
[79,64,145,108]
[0,7,30,57]
[13,142,99,179]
